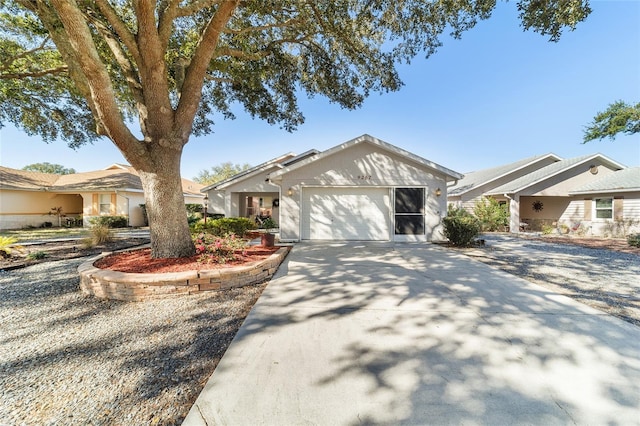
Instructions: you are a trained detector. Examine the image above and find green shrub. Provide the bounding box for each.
[259,217,278,230]
[26,251,47,260]
[443,206,481,246]
[541,224,555,235]
[473,197,508,232]
[89,215,128,228]
[628,233,640,248]
[0,236,22,257]
[193,233,248,263]
[192,217,255,237]
[90,224,113,245]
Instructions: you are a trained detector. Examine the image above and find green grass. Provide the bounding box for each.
[0,227,90,242]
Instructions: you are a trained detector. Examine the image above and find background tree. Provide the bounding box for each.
[0,0,592,258]
[194,162,251,186]
[22,162,76,174]
[583,100,640,143]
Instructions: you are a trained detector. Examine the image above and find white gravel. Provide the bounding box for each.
[463,234,640,326]
[0,257,266,425]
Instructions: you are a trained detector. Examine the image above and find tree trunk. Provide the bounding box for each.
[137,148,195,258]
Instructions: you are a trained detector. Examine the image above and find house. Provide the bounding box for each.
[202,134,463,242]
[449,153,639,237]
[0,164,203,229]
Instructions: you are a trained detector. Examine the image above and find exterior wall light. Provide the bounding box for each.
[435,188,442,197]
[287,187,293,196]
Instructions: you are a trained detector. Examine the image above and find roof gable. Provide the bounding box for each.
[449,153,562,196]
[486,153,626,195]
[201,153,298,191]
[270,134,463,181]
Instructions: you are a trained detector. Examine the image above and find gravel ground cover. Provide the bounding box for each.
[461,234,640,327]
[0,258,266,425]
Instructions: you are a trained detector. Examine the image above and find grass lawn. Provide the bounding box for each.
[0,227,91,242]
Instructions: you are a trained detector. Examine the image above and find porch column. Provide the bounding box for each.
[509,194,520,233]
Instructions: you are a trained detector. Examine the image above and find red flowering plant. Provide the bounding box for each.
[192,232,248,264]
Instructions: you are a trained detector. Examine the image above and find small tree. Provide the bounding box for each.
[194,162,252,186]
[473,197,509,232]
[443,205,481,246]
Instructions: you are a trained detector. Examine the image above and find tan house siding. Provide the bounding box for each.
[0,190,82,229]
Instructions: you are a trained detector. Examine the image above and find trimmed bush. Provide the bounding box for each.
[191,217,256,237]
[628,234,640,248]
[89,215,128,228]
[443,206,481,246]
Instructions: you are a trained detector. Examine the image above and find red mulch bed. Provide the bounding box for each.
[95,245,280,273]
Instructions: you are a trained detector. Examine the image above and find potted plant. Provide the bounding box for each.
[259,217,278,247]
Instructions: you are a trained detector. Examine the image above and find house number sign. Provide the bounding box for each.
[357,175,372,180]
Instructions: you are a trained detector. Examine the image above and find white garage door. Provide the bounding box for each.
[302,187,390,240]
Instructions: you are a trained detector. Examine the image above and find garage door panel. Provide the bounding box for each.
[302,188,390,240]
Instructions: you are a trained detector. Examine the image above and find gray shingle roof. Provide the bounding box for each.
[0,164,203,196]
[486,154,626,195]
[448,154,562,196]
[570,167,640,194]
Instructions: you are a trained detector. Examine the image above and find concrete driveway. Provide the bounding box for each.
[184,242,640,425]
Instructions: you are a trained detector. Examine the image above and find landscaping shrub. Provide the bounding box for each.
[473,197,508,232]
[193,233,248,263]
[258,217,278,230]
[442,206,481,246]
[26,251,47,260]
[192,217,255,237]
[89,215,128,228]
[628,233,640,248]
[0,236,22,258]
[90,224,113,245]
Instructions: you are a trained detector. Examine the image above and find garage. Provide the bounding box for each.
[301,187,390,240]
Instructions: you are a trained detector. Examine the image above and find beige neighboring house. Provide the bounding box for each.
[449,153,639,237]
[0,164,203,230]
[203,134,463,242]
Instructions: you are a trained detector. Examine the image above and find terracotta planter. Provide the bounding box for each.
[261,233,275,247]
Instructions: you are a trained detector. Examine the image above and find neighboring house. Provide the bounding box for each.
[449,153,638,237]
[203,134,463,242]
[0,164,203,229]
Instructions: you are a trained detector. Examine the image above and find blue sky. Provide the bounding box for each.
[1,0,639,179]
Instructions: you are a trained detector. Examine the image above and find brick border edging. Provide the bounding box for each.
[78,246,291,301]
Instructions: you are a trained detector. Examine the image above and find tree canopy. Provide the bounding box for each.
[0,0,592,257]
[194,162,251,186]
[22,162,76,174]
[583,101,640,143]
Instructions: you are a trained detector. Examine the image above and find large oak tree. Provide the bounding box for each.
[0,0,591,258]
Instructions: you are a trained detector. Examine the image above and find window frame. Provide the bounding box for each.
[394,187,426,236]
[593,198,613,220]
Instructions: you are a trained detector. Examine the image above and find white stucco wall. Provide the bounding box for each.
[275,143,451,241]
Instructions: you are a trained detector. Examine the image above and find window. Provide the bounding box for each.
[99,194,111,215]
[594,198,612,219]
[394,188,425,235]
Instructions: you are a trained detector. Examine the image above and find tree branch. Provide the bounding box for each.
[0,66,68,79]
[175,0,239,142]
[93,0,141,65]
[48,0,145,163]
[175,0,223,18]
